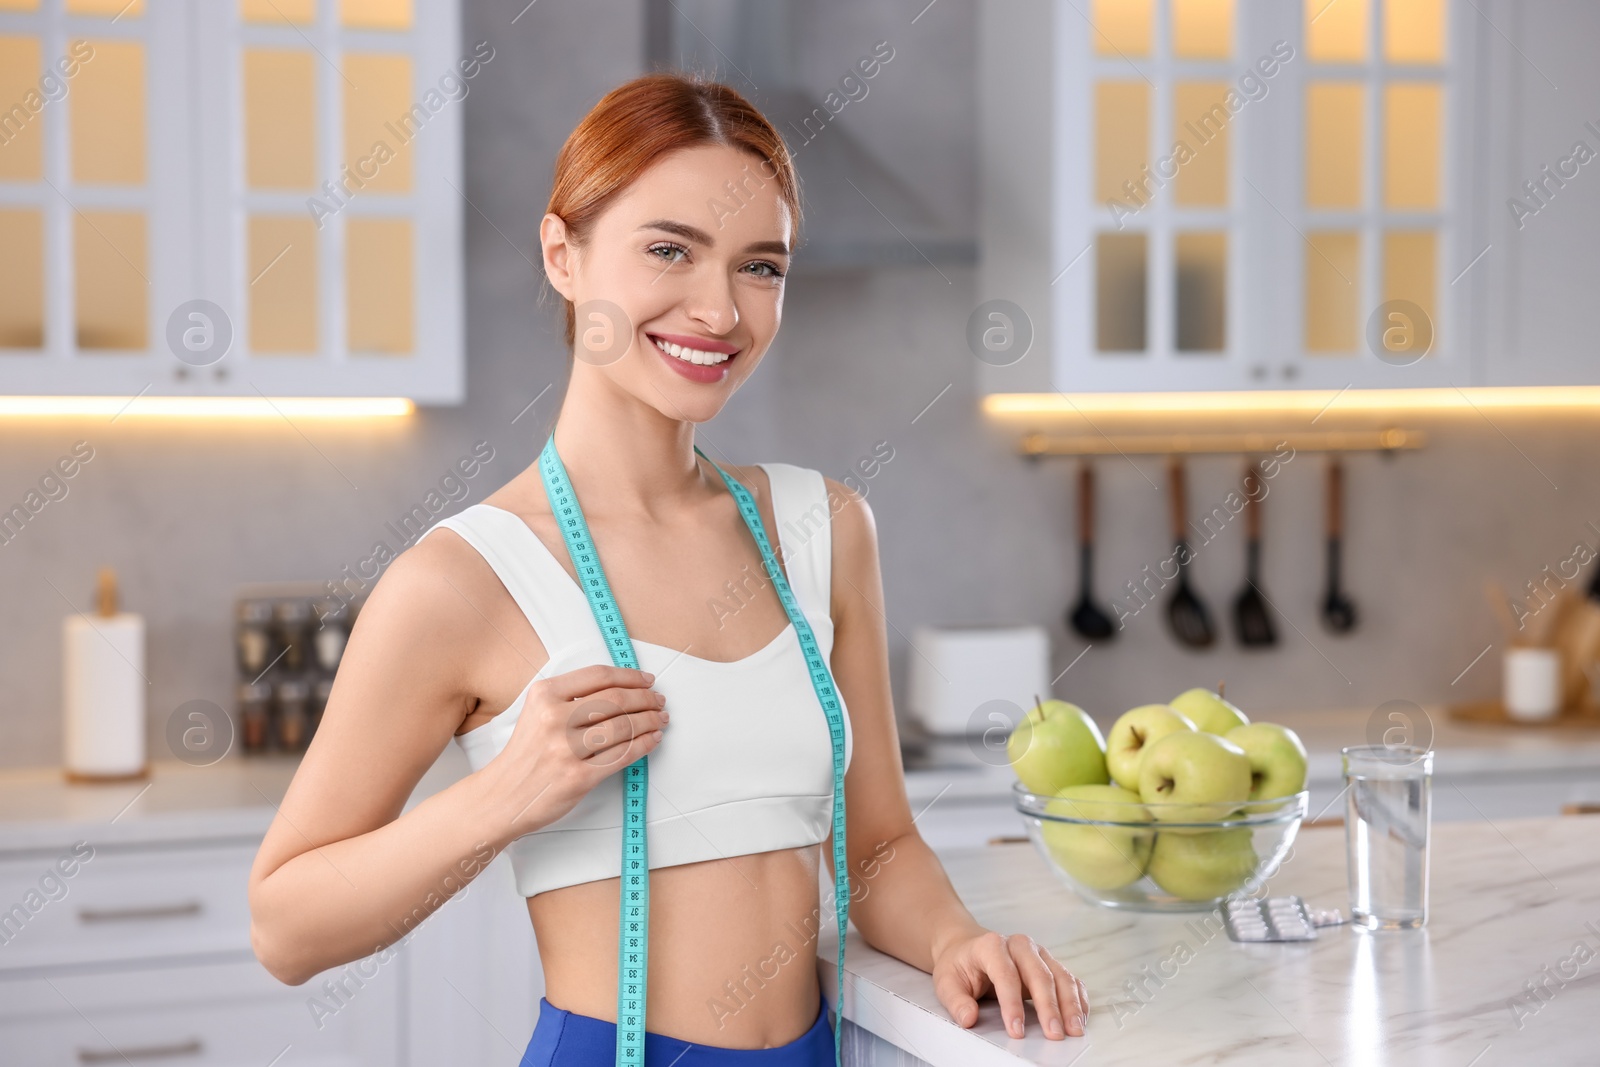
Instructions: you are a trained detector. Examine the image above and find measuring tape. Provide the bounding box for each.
[539,436,850,1067]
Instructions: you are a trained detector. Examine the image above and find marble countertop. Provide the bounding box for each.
[0,748,473,853]
[900,705,1600,807]
[821,815,1600,1066]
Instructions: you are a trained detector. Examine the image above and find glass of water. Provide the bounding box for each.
[1342,745,1433,930]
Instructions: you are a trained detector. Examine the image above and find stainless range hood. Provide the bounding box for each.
[643,0,975,271]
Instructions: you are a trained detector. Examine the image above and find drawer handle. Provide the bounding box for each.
[77,901,204,924]
[79,1038,203,1063]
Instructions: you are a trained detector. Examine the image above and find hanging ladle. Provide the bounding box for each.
[1164,457,1216,649]
[1068,463,1116,641]
[1321,459,1359,634]
[1231,460,1279,648]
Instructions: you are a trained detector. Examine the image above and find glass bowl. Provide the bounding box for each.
[1012,782,1308,912]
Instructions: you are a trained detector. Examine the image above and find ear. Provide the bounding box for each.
[540,213,577,301]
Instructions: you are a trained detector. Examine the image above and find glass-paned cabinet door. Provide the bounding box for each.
[0,0,194,393]
[193,0,462,400]
[1264,0,1472,390]
[1045,0,1477,394]
[1053,0,1262,393]
[0,0,463,402]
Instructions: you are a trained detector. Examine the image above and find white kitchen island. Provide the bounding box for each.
[822,815,1600,1066]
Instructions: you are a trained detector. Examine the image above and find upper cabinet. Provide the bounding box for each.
[0,0,465,403]
[978,0,1597,396]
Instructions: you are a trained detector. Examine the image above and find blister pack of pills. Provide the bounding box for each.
[1223,896,1345,942]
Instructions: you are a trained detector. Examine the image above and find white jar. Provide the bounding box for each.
[1503,647,1562,721]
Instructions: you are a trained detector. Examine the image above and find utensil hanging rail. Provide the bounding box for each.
[1019,428,1426,458]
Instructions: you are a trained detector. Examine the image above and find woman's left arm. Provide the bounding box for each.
[821,478,1089,1041]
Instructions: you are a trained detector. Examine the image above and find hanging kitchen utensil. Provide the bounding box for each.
[1321,459,1358,634]
[1068,462,1116,641]
[1232,461,1278,647]
[1165,457,1216,649]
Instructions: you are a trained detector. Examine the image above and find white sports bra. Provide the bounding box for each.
[420,462,853,899]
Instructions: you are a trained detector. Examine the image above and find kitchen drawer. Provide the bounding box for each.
[0,955,399,1067]
[0,842,256,972]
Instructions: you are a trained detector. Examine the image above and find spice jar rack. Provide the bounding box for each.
[233,582,363,755]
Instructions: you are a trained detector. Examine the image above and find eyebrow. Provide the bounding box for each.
[636,219,789,257]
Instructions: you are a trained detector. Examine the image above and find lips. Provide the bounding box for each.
[647,332,740,367]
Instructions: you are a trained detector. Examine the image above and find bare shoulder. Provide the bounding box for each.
[365,526,485,623]
[819,476,881,622]
[341,524,518,705]
[819,475,878,558]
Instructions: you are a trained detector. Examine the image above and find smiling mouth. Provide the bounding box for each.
[649,334,739,367]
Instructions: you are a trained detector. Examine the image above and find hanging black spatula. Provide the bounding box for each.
[1068,463,1116,641]
[1165,458,1216,649]
[1232,461,1278,647]
[1321,459,1358,634]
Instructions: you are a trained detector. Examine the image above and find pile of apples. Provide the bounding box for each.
[1007,689,1308,901]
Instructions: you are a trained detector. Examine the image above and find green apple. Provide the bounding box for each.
[1170,687,1249,735]
[1146,825,1259,901]
[1136,730,1252,821]
[1226,722,1309,800]
[1007,700,1109,794]
[1040,785,1154,890]
[1105,704,1196,791]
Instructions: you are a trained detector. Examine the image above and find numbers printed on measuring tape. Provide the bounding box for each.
[540,437,849,1066]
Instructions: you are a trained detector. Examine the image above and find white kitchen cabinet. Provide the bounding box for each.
[0,756,543,1067]
[0,957,400,1067]
[0,0,465,403]
[1476,0,1600,388]
[976,0,1590,398]
[0,836,539,1066]
[403,854,542,1067]
[0,834,402,1066]
[0,841,258,973]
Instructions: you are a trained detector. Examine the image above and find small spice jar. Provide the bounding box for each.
[312,597,350,673]
[275,678,312,752]
[236,599,274,677]
[238,681,273,754]
[272,599,313,673]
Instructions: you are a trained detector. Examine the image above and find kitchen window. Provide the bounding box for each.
[0,0,464,403]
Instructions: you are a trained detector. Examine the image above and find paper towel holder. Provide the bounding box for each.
[63,565,150,785]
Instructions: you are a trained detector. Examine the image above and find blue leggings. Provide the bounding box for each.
[518,995,836,1066]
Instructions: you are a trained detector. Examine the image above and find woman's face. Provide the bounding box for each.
[542,143,793,423]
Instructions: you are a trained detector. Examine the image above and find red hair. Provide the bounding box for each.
[545,72,802,348]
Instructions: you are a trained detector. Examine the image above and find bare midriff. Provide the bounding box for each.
[527,843,828,1049]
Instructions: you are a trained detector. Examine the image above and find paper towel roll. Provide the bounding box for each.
[63,613,147,780]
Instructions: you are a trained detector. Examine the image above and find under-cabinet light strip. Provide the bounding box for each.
[983,387,1600,416]
[0,397,416,419]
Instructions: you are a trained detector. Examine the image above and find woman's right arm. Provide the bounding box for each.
[247,532,668,985]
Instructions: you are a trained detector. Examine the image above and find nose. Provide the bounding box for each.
[680,268,739,337]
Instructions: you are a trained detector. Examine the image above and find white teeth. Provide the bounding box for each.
[653,337,732,366]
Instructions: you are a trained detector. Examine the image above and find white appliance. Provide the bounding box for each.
[907,625,1051,736]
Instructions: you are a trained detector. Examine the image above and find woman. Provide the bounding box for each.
[248,72,1088,1065]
